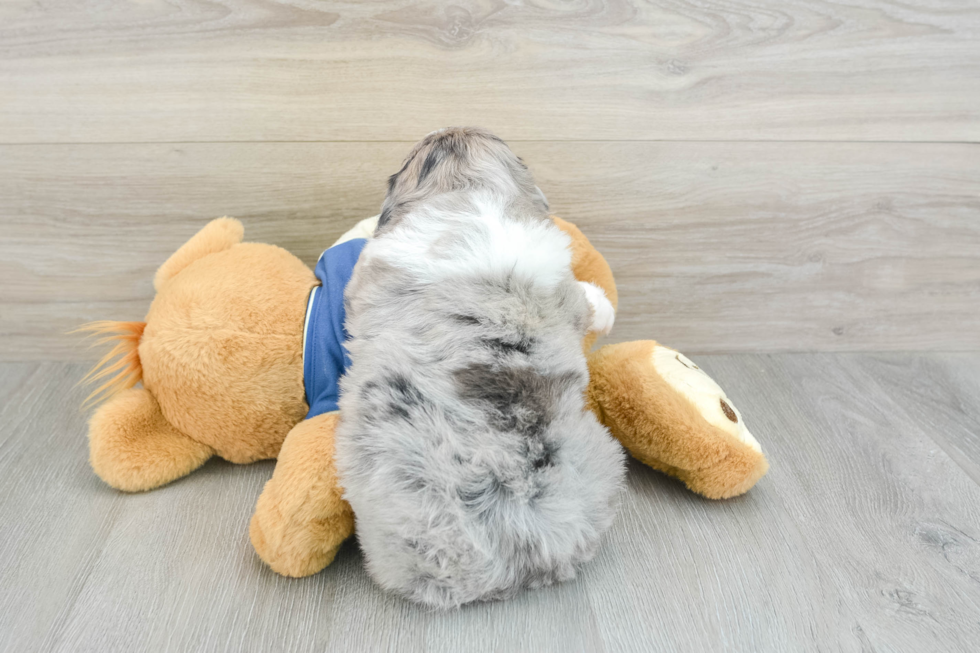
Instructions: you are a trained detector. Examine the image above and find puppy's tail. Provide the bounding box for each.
[74,320,146,408]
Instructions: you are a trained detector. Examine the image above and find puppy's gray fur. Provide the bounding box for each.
[335,128,625,609]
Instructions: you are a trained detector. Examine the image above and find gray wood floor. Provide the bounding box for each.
[2,354,979,652]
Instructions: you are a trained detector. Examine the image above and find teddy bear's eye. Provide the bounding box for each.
[720,398,738,423]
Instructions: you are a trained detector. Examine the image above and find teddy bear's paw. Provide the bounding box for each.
[579,281,615,335]
[249,491,352,578]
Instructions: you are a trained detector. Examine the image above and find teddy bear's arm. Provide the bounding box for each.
[250,412,354,577]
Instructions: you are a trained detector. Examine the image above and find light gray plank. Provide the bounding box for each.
[2,141,978,360]
[849,353,980,486]
[0,364,607,653]
[580,352,980,651]
[2,357,980,651]
[0,363,127,652]
[0,0,978,143]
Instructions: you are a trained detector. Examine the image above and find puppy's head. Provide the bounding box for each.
[379,127,549,230]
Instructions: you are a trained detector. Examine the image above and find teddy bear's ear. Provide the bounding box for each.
[587,340,768,499]
[153,217,244,291]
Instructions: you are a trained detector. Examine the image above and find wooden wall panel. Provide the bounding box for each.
[2,141,976,359]
[0,0,978,143]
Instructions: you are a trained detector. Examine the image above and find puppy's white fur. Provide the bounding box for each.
[336,192,625,609]
[363,195,572,292]
[579,282,615,335]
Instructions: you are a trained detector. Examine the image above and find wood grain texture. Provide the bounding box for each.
[2,141,977,359]
[0,0,978,143]
[850,353,980,486]
[2,356,980,651]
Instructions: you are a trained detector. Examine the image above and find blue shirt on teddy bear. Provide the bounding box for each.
[303,237,368,419]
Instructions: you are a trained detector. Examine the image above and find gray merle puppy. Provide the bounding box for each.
[335,127,625,609]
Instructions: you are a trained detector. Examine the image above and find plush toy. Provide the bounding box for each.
[82,215,767,578]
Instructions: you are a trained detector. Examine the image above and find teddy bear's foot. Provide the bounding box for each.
[88,387,214,492]
[250,412,354,577]
[588,340,768,499]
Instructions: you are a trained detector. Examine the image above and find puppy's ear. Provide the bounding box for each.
[417,149,443,185]
[378,205,393,229]
[379,173,399,228]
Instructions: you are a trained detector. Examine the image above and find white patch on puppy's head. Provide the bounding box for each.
[364,192,573,293]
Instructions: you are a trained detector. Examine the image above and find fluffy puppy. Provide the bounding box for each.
[335,128,625,609]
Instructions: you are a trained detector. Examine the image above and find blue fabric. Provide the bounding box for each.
[303,238,368,418]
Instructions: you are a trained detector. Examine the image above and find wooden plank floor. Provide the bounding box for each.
[2,354,979,652]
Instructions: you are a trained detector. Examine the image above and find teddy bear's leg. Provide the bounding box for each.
[88,387,214,492]
[587,340,768,499]
[250,411,354,577]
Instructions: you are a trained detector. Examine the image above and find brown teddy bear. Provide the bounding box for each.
[82,215,767,578]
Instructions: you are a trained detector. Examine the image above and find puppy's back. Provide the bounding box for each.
[336,197,625,608]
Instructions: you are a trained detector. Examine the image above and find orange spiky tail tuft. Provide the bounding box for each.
[74,321,146,408]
